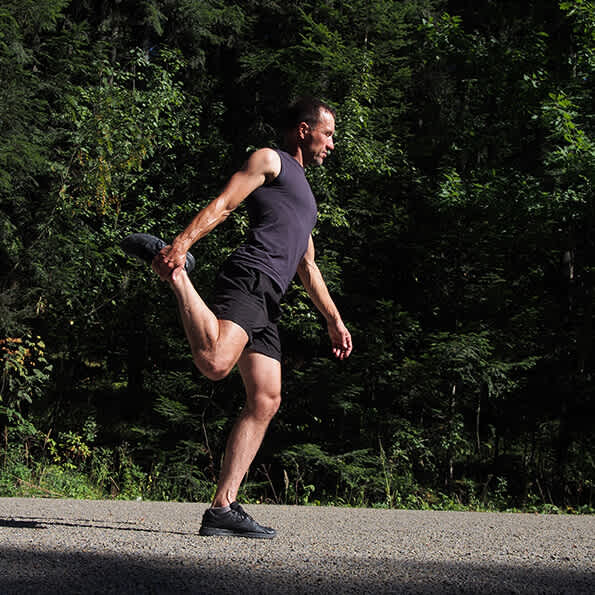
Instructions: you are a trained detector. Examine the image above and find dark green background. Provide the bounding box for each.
[1,0,593,511]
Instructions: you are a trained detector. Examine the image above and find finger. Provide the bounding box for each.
[344,334,352,356]
[336,342,351,359]
[332,346,345,359]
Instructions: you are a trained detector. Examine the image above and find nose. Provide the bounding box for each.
[327,136,334,150]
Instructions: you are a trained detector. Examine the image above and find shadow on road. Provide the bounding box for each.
[0,519,45,529]
[0,515,196,536]
[0,545,592,594]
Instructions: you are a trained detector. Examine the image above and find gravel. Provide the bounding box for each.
[0,498,593,594]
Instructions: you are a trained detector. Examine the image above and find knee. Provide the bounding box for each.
[268,393,282,418]
[249,392,281,422]
[196,358,234,382]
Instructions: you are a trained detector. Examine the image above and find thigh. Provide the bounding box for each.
[249,321,281,362]
[211,263,268,342]
[237,351,282,402]
[215,318,250,368]
[249,271,282,361]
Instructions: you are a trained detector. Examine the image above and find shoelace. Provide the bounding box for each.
[232,505,252,521]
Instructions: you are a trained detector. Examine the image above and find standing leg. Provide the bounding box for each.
[198,350,281,538]
[212,350,282,507]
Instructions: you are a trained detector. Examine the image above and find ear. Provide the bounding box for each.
[298,121,310,140]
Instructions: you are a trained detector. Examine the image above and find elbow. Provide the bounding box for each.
[219,208,233,222]
[297,263,314,286]
[297,260,309,277]
[208,199,233,226]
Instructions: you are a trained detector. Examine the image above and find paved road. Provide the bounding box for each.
[0,498,593,594]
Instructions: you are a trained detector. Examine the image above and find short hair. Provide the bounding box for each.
[281,97,336,132]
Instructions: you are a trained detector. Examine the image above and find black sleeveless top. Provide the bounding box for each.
[229,150,318,293]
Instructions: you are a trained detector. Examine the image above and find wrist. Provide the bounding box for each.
[326,313,342,325]
[172,236,191,253]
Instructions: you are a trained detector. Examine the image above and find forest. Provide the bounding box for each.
[0,0,593,512]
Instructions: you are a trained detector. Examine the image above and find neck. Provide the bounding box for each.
[282,140,306,168]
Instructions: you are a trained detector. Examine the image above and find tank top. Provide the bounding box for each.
[229,149,318,293]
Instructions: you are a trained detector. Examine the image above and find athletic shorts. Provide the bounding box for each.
[211,260,283,362]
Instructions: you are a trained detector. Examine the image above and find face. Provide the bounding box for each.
[301,109,335,166]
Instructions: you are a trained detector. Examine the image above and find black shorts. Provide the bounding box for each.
[211,261,283,362]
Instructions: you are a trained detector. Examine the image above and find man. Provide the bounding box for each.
[122,97,352,538]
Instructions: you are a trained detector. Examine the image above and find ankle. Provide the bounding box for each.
[212,488,237,508]
[168,267,189,287]
[212,497,231,508]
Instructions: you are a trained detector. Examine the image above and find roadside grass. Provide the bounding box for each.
[1,444,592,514]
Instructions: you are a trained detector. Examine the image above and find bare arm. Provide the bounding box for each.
[297,236,352,360]
[153,148,281,279]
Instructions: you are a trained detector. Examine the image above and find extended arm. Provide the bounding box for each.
[297,236,352,360]
[153,148,281,279]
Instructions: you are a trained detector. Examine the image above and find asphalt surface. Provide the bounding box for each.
[0,498,593,594]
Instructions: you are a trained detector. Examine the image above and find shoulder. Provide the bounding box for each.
[244,148,281,182]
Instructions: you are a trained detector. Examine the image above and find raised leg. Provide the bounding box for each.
[212,350,282,507]
[168,269,248,380]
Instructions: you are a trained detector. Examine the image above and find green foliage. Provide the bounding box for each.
[279,443,383,506]
[1,335,52,437]
[0,0,593,512]
[60,47,199,216]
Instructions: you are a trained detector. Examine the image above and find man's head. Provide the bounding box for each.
[282,97,336,166]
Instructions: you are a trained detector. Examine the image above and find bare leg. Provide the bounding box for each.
[212,351,282,507]
[168,269,248,380]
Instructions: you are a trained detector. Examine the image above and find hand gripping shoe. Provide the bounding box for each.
[199,502,277,539]
[120,233,195,273]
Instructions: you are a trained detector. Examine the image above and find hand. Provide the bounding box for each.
[327,319,353,360]
[151,244,187,281]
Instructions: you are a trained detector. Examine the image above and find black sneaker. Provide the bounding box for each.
[120,233,195,273]
[199,502,277,539]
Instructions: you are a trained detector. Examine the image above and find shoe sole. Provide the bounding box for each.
[121,233,195,273]
[199,527,276,539]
